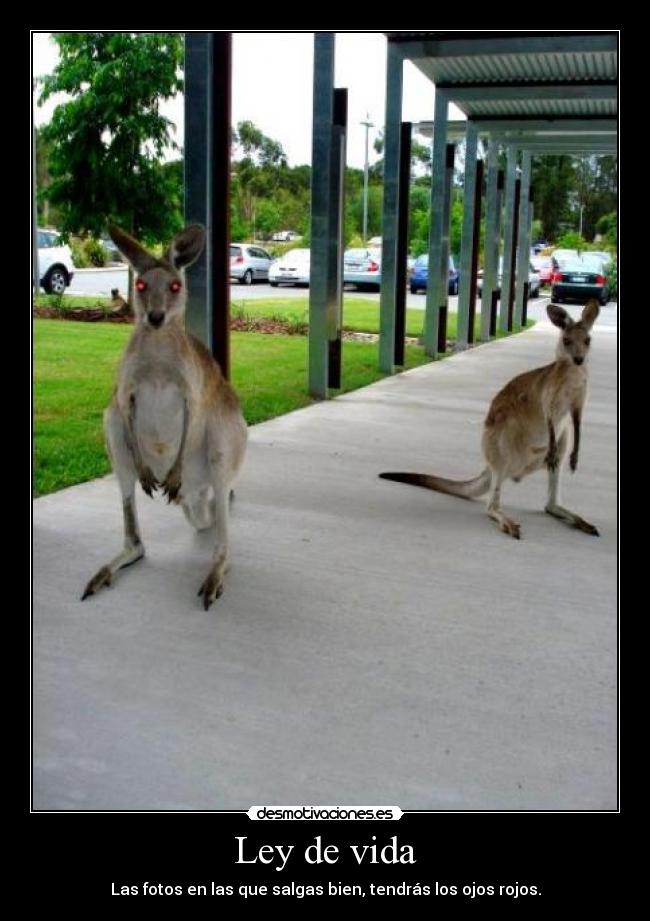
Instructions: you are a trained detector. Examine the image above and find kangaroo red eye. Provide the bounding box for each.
[136,279,147,292]
[170,280,182,293]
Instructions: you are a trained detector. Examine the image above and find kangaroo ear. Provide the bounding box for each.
[109,226,157,275]
[166,224,206,270]
[581,298,600,330]
[547,303,571,329]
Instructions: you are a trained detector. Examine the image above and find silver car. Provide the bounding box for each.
[477,257,540,298]
[343,247,382,289]
[230,244,273,285]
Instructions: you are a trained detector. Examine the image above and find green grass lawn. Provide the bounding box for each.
[33,320,431,496]
[232,296,450,338]
[231,296,534,342]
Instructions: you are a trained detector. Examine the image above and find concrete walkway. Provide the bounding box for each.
[33,318,617,810]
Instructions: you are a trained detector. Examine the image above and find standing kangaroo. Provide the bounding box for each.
[82,225,247,609]
[380,300,601,540]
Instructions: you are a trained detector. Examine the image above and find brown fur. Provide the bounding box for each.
[380,300,601,539]
[82,225,248,609]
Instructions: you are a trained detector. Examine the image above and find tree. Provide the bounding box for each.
[531,155,575,242]
[38,32,184,296]
[35,127,60,227]
[232,120,288,235]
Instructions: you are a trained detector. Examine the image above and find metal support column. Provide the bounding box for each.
[184,33,213,350]
[499,146,518,332]
[466,156,484,345]
[32,121,39,294]
[480,140,501,342]
[514,151,532,329]
[423,89,449,357]
[394,121,412,367]
[210,33,232,378]
[379,41,404,373]
[456,120,480,348]
[437,142,456,354]
[522,188,534,327]
[327,88,348,389]
[308,33,336,398]
[507,178,521,330]
[490,170,504,337]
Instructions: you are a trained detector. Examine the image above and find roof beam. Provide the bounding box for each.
[515,144,616,153]
[440,82,617,103]
[414,119,617,139]
[393,33,618,60]
[469,117,617,132]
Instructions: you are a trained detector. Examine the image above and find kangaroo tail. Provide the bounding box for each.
[379,467,491,500]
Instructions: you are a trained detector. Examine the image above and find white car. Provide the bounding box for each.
[37,228,75,294]
[269,249,311,286]
[270,230,301,242]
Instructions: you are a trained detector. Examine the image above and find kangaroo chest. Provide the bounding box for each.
[548,371,587,423]
[133,379,185,473]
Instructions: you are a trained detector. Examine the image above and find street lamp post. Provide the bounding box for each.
[360,114,374,244]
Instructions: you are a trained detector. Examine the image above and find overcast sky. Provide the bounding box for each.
[32,31,466,169]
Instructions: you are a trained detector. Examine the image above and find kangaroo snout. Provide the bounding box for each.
[148,311,165,329]
[574,356,584,366]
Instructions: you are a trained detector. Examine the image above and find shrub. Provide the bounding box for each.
[608,255,617,300]
[84,238,108,267]
[70,238,91,268]
[69,237,109,268]
[555,231,589,252]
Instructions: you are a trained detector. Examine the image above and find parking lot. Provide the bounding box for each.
[68,268,617,329]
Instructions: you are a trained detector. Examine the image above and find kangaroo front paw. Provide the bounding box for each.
[545,451,558,471]
[139,467,158,498]
[161,468,182,504]
[569,451,579,472]
[81,565,112,600]
[197,569,224,611]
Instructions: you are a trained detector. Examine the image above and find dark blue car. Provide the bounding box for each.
[410,254,459,296]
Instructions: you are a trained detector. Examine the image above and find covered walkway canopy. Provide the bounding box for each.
[307,31,617,395]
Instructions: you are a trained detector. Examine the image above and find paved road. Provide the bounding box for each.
[68,270,617,329]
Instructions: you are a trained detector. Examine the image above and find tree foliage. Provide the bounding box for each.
[37,32,184,243]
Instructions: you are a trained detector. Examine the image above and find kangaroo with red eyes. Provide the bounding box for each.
[82,225,248,609]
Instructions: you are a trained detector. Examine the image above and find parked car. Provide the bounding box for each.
[531,254,554,284]
[270,230,301,242]
[477,257,541,298]
[550,248,580,271]
[100,235,123,263]
[269,248,311,286]
[343,247,382,289]
[37,228,75,294]
[551,254,611,305]
[230,244,274,284]
[409,254,459,295]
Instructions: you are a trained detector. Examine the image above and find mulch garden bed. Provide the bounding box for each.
[32,305,423,345]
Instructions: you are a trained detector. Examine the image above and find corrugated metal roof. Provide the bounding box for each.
[422,51,617,84]
[383,32,618,127]
[461,98,617,118]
